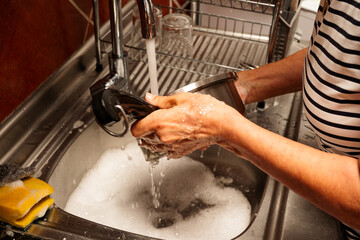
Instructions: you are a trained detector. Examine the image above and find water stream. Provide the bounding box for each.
[149,162,161,209]
[144,38,162,209]
[145,39,159,95]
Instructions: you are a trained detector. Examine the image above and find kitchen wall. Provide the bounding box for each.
[0,0,112,123]
[0,0,186,124]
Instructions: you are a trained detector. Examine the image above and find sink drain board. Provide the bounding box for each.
[126,31,268,96]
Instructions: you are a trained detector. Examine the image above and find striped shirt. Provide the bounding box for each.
[303,0,360,158]
[302,0,360,238]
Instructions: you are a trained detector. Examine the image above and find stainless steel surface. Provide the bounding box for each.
[93,0,157,78]
[0,0,340,239]
[280,104,341,240]
[89,69,129,135]
[127,30,268,96]
[107,0,128,80]
[269,10,301,62]
[91,0,159,137]
[0,60,340,240]
[99,104,130,137]
[171,71,245,114]
[170,71,237,94]
[90,0,131,137]
[93,0,103,71]
[125,0,300,97]
[189,0,277,14]
[118,0,299,98]
[126,0,300,82]
[45,118,267,239]
[267,0,283,63]
[127,4,271,74]
[109,0,124,59]
[135,0,157,39]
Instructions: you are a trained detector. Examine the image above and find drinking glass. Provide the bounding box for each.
[161,13,193,58]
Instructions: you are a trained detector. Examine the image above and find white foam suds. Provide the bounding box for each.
[65,142,251,240]
[5,230,14,237]
[5,180,24,188]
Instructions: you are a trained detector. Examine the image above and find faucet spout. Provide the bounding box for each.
[90,0,157,137]
[94,0,157,79]
[108,0,127,79]
[135,0,157,39]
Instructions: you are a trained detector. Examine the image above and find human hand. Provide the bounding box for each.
[131,92,241,159]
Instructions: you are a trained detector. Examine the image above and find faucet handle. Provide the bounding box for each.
[107,90,159,120]
[90,86,158,137]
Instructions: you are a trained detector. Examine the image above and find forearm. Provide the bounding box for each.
[132,92,360,228]
[219,114,360,229]
[236,48,307,104]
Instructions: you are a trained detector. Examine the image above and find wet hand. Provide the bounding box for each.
[131,92,241,158]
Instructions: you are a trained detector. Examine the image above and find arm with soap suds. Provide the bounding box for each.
[131,91,360,231]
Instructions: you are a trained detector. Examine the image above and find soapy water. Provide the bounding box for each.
[65,142,251,240]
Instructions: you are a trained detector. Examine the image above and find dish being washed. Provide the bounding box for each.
[48,72,266,239]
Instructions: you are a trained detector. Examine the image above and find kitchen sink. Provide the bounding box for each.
[0,1,341,239]
[47,118,267,239]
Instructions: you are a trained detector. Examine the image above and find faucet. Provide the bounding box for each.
[92,0,157,79]
[90,0,157,137]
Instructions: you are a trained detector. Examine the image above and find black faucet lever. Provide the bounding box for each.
[90,84,158,137]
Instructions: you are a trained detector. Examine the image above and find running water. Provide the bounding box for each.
[149,162,161,209]
[145,39,159,95]
[145,38,161,207]
[213,146,222,172]
[140,141,166,209]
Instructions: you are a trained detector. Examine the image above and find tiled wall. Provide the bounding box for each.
[0,0,111,123]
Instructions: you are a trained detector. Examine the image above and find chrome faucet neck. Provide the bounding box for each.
[90,0,157,136]
[108,0,127,79]
[135,0,157,39]
[92,0,156,78]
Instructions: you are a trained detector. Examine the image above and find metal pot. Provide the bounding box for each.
[170,72,245,115]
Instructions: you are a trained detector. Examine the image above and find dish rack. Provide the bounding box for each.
[123,0,300,96]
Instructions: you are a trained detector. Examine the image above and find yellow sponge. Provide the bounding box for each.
[10,196,54,228]
[0,177,54,228]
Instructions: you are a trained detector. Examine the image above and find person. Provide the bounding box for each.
[131,0,360,238]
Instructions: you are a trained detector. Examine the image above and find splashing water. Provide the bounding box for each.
[145,39,159,95]
[149,162,161,209]
[213,146,222,172]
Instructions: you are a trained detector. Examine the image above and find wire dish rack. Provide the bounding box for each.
[124,0,299,96]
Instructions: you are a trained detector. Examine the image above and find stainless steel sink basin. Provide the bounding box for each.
[0,1,341,239]
[45,70,267,239]
[47,118,267,239]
